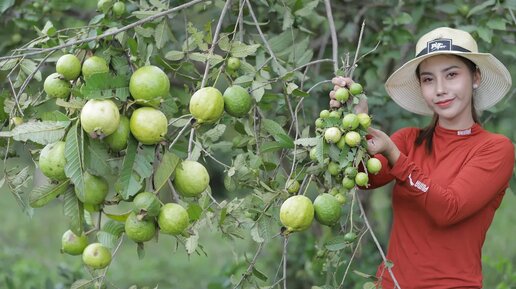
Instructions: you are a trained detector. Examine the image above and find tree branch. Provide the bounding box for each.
[201,0,232,88]
[244,0,278,64]
[356,189,401,288]
[324,0,338,73]
[0,0,204,61]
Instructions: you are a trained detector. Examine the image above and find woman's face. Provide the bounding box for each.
[418,55,480,127]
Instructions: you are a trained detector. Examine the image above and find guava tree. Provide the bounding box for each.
[0,0,515,288]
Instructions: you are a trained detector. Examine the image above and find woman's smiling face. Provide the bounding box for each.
[418,54,480,129]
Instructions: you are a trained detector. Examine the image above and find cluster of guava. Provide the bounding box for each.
[279,82,382,241]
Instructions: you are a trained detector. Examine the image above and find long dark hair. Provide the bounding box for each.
[414,56,480,153]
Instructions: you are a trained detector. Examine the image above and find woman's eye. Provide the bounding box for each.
[421,77,432,83]
[447,72,457,78]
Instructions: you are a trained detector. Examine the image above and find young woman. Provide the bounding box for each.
[330,27,514,288]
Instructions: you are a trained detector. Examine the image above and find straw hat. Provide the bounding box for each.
[385,27,512,115]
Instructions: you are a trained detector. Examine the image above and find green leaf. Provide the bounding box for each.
[476,27,493,43]
[395,12,412,25]
[0,121,70,145]
[153,151,180,192]
[104,211,131,222]
[0,0,15,14]
[97,220,125,248]
[314,136,325,165]
[260,141,285,153]
[80,72,130,101]
[134,145,154,179]
[135,26,154,38]
[154,20,168,49]
[486,18,506,30]
[250,226,264,243]
[276,134,294,149]
[185,232,199,255]
[252,267,268,281]
[467,0,495,17]
[70,280,92,289]
[40,111,70,122]
[203,124,226,142]
[230,42,261,58]
[325,235,348,251]
[20,59,42,82]
[84,138,112,176]
[294,137,319,147]
[63,186,84,236]
[187,203,202,221]
[234,75,254,85]
[64,121,85,201]
[262,119,287,137]
[362,282,377,289]
[294,0,319,17]
[189,52,225,66]
[282,8,294,31]
[164,50,185,61]
[352,270,377,279]
[29,180,70,208]
[115,136,139,199]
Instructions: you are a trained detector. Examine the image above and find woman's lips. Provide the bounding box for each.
[435,98,454,108]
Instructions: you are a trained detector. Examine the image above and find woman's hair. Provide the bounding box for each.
[414,55,480,153]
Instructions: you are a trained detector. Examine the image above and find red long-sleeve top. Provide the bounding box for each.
[369,123,514,288]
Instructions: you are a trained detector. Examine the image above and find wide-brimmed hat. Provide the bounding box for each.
[385,27,512,115]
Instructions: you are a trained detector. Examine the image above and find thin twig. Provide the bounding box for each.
[167,179,180,203]
[323,0,338,73]
[509,9,516,25]
[168,117,193,150]
[307,79,332,94]
[201,0,232,88]
[356,189,401,288]
[192,140,231,169]
[338,228,369,288]
[0,0,204,61]
[232,241,265,289]
[282,235,289,289]
[350,20,366,78]
[244,0,278,64]
[187,127,195,159]
[97,234,125,287]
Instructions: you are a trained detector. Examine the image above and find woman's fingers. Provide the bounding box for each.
[329,90,336,100]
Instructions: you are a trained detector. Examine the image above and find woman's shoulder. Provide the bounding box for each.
[478,128,514,152]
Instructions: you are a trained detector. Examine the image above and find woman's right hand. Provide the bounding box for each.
[329,76,368,114]
[366,127,400,166]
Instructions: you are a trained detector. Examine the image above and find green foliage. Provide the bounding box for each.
[0,0,515,288]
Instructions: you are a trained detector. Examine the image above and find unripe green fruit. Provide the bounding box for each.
[61,230,88,255]
[286,179,300,194]
[44,73,71,99]
[327,162,340,176]
[129,65,170,107]
[357,113,371,129]
[158,203,190,235]
[125,212,156,243]
[335,87,349,102]
[132,191,161,218]
[344,231,357,243]
[280,195,314,232]
[173,160,210,197]
[319,110,330,119]
[104,115,130,152]
[366,157,382,175]
[324,127,342,143]
[349,83,363,95]
[309,147,318,161]
[313,193,341,226]
[335,193,347,205]
[79,172,109,206]
[344,131,361,147]
[315,118,324,128]
[342,176,355,189]
[342,113,359,130]
[355,172,369,186]
[82,56,109,79]
[56,54,81,81]
[329,110,341,119]
[39,141,67,181]
[344,166,358,178]
[80,99,120,139]
[129,107,168,145]
[227,57,241,70]
[113,1,125,17]
[82,243,111,269]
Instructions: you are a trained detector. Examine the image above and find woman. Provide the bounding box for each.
[330,27,514,288]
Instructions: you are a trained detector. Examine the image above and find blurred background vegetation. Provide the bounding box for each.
[1,0,515,288]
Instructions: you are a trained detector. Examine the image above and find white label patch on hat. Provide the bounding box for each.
[427,38,452,53]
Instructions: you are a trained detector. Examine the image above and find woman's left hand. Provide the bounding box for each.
[366,127,400,166]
